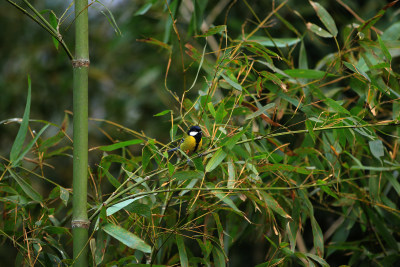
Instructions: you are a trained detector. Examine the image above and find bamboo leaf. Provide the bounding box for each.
[106,197,145,216]
[60,187,69,206]
[245,103,275,120]
[99,139,143,151]
[369,139,384,159]
[173,170,204,181]
[153,109,171,117]
[377,34,392,61]
[311,217,324,256]
[212,247,226,267]
[309,1,338,36]
[324,98,351,115]
[8,169,42,202]
[260,191,292,219]
[306,23,333,38]
[49,11,59,50]
[317,180,338,199]
[284,69,333,79]
[102,223,151,253]
[248,36,301,47]
[299,41,308,69]
[221,73,242,91]
[12,124,50,167]
[10,76,31,163]
[305,120,316,143]
[197,25,226,37]
[365,207,399,251]
[134,2,153,16]
[205,148,227,172]
[257,163,323,175]
[176,235,189,267]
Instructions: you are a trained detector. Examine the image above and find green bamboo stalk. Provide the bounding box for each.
[72,0,89,266]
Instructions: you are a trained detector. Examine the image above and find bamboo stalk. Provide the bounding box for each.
[71,0,90,266]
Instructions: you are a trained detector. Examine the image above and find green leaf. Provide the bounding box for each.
[324,98,351,115]
[38,130,65,152]
[299,41,308,69]
[369,139,384,159]
[351,165,400,171]
[221,128,247,150]
[10,76,31,163]
[260,71,285,91]
[210,186,241,214]
[307,23,333,38]
[163,0,180,43]
[95,229,106,265]
[107,197,145,216]
[125,202,151,219]
[284,69,333,79]
[153,109,171,117]
[260,191,291,219]
[134,3,153,16]
[12,124,50,167]
[245,103,275,120]
[176,235,189,267]
[102,168,122,188]
[197,25,226,37]
[305,120,316,143]
[316,180,338,199]
[49,11,59,50]
[382,21,400,40]
[305,253,329,267]
[142,145,152,171]
[248,36,301,47]
[221,73,242,91]
[103,223,151,253]
[173,170,204,181]
[377,34,392,61]
[311,217,324,256]
[8,169,42,202]
[208,102,216,118]
[257,163,323,175]
[99,139,143,151]
[212,247,226,267]
[309,1,338,37]
[365,207,399,251]
[343,61,370,82]
[205,148,227,172]
[215,102,228,124]
[60,187,69,206]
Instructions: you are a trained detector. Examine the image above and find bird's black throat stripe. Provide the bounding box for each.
[193,134,201,152]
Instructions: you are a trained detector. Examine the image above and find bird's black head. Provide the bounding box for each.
[188,126,202,138]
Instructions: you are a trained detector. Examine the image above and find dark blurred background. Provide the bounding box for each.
[0,1,397,264]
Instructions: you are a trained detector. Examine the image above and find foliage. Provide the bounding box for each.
[1,0,400,266]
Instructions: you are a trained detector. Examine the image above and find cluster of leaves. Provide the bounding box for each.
[1,0,400,266]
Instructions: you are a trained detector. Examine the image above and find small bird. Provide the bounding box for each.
[168,126,203,154]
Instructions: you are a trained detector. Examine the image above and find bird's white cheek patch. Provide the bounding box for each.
[189,131,197,136]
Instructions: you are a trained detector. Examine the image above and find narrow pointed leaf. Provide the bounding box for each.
[8,169,42,202]
[102,223,151,253]
[10,76,31,162]
[206,148,227,172]
[260,191,291,219]
[310,1,337,36]
[176,235,189,267]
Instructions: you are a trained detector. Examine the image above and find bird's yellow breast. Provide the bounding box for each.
[180,135,202,154]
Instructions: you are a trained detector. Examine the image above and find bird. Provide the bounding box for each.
[168,126,203,154]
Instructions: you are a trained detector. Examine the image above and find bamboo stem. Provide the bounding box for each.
[72,0,89,266]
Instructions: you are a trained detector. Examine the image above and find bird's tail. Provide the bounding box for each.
[168,147,178,153]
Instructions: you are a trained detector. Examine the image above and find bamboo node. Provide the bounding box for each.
[71,219,90,229]
[72,59,90,68]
